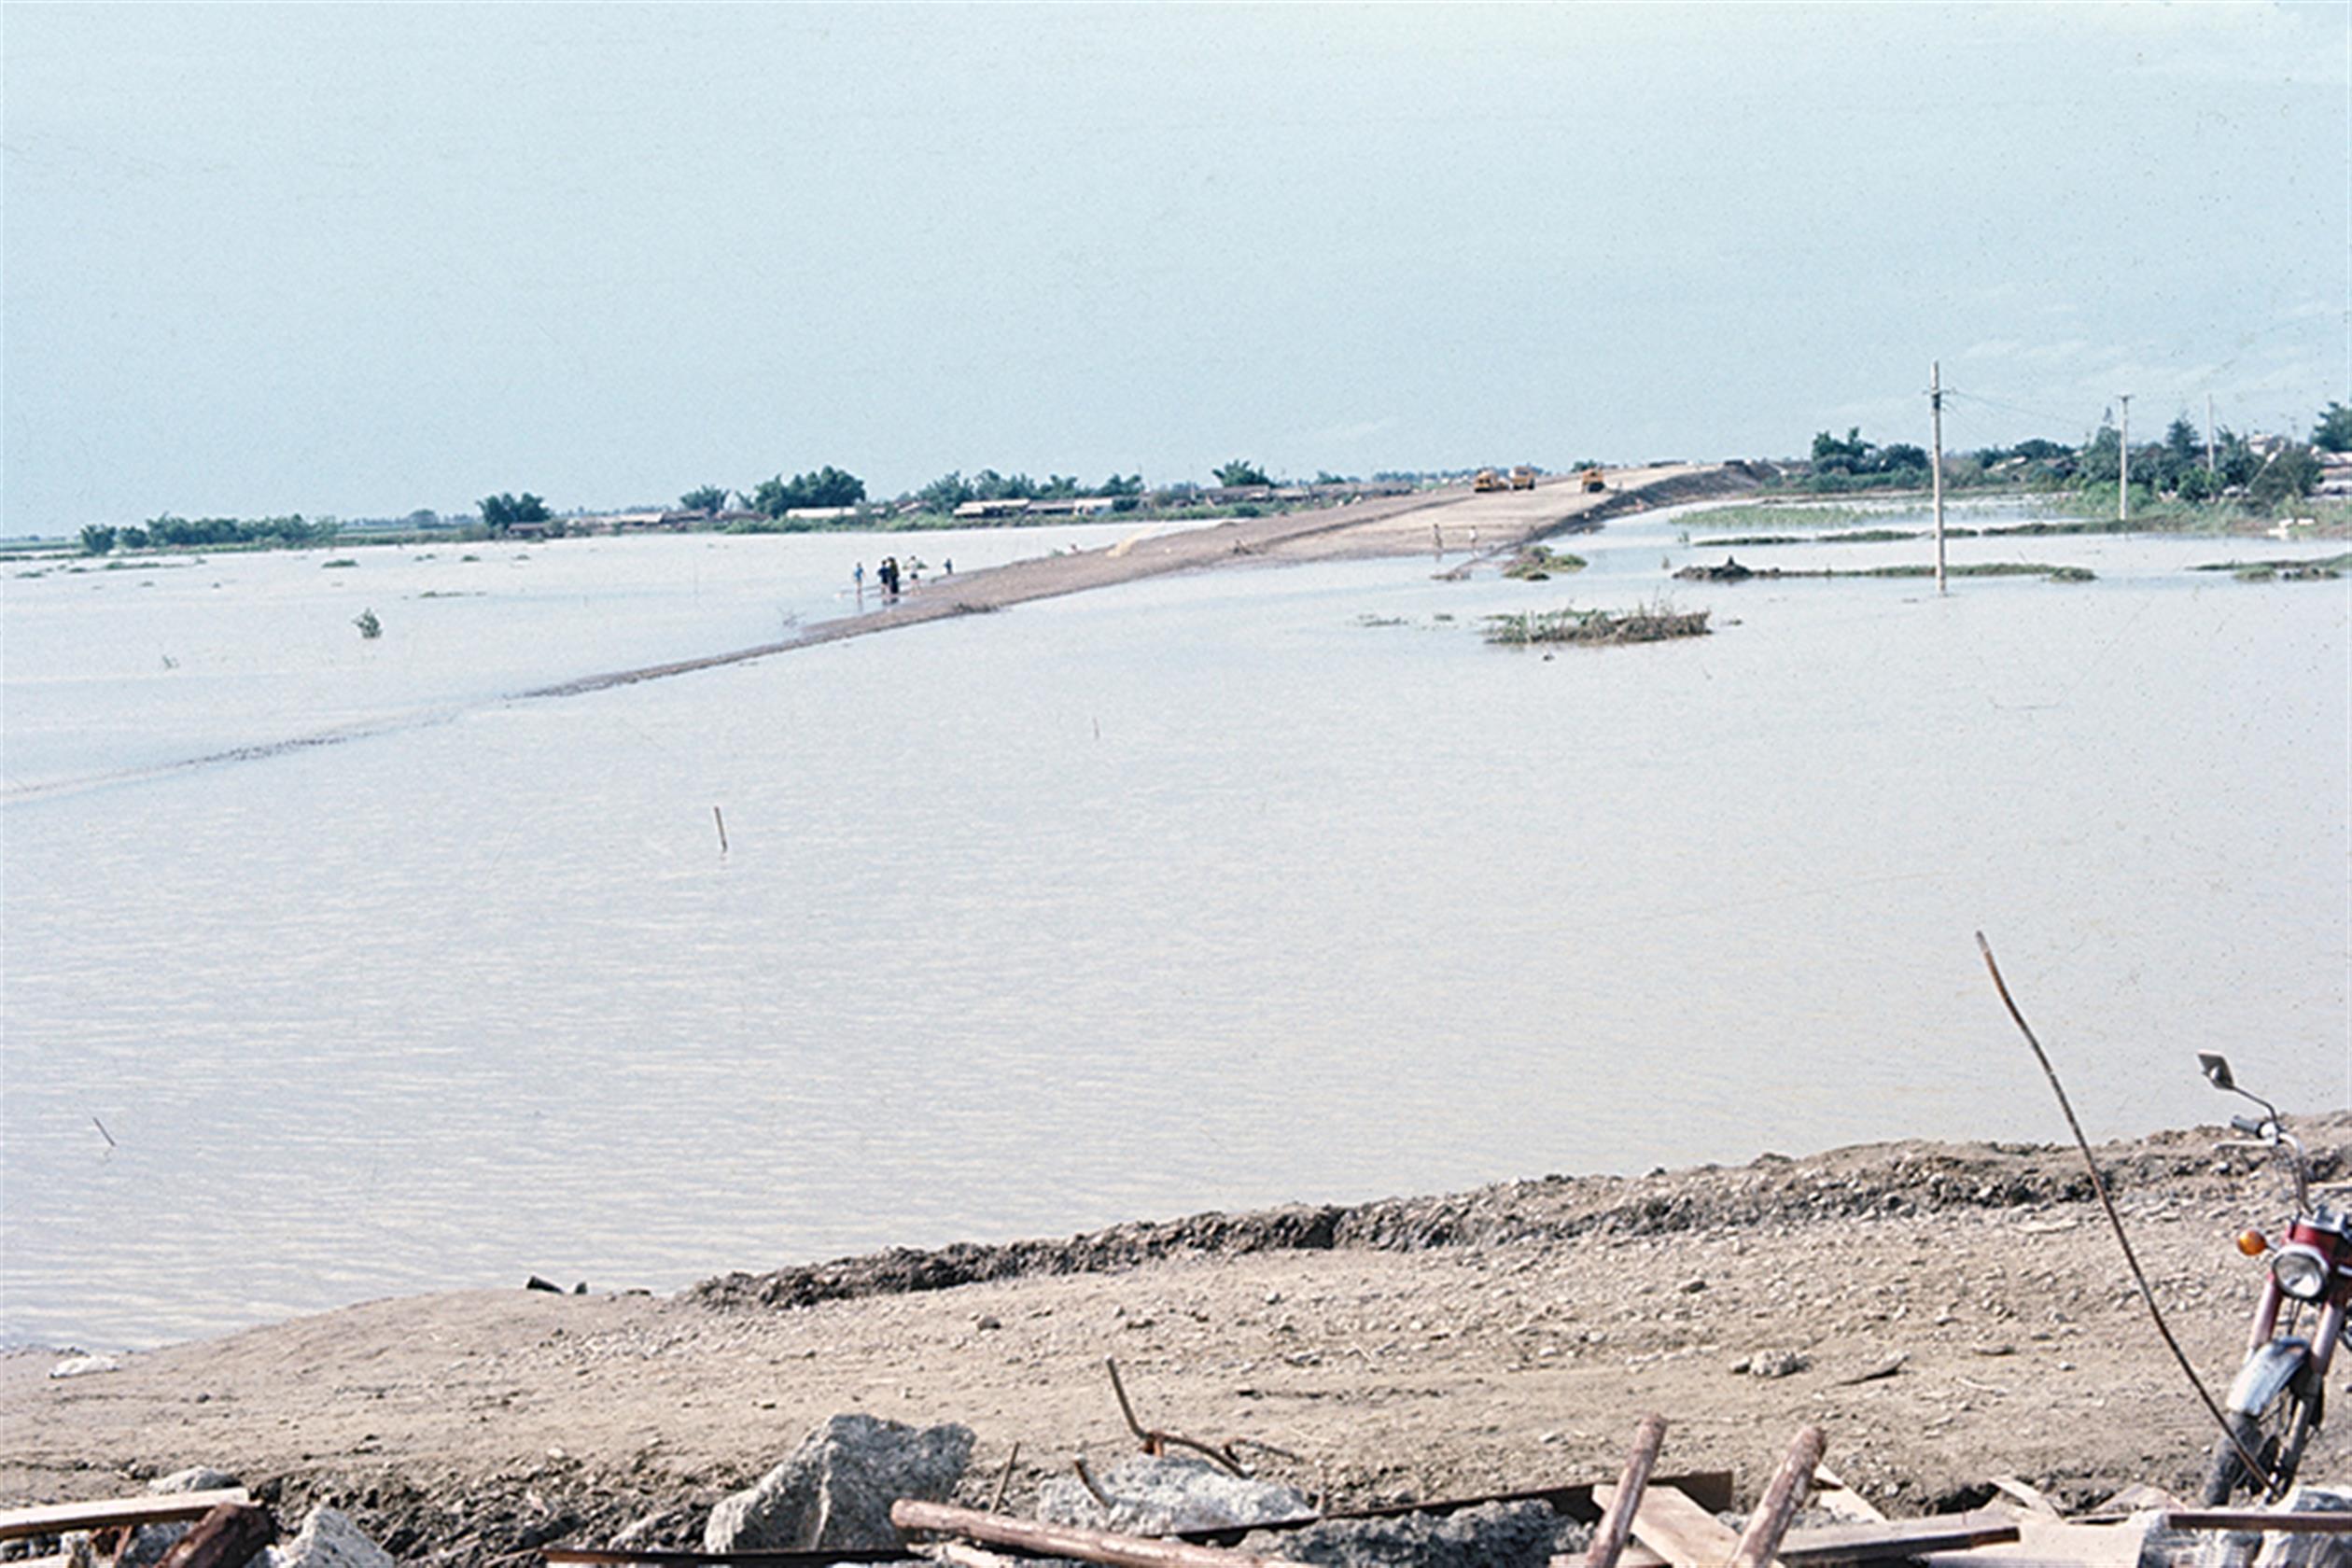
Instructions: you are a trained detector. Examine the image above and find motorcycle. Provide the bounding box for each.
[2196,1051,2352,1504]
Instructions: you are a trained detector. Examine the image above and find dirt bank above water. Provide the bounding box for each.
[8,1118,2347,1565]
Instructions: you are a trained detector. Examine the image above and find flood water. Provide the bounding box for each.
[4,505,2347,1348]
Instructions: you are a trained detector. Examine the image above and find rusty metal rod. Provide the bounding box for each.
[1582,1414,1669,1568]
[1976,932,2270,1495]
[1730,1426,1824,1568]
[1105,1358,1246,1477]
[889,1501,1309,1568]
[987,1442,1019,1515]
[1074,1457,1113,1510]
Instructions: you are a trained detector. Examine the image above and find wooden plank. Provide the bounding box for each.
[1585,1415,1671,1568]
[0,1491,252,1543]
[889,1500,1309,1568]
[1598,1483,1752,1568]
[547,1553,911,1566]
[2159,1508,2352,1534]
[1731,1427,1823,1568]
[1777,1508,2019,1561]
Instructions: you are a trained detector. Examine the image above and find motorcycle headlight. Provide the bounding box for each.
[2273,1244,2330,1301]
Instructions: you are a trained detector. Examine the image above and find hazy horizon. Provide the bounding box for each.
[7,3,2347,530]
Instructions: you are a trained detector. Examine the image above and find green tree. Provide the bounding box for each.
[2247,443,2320,511]
[1214,459,1270,487]
[79,524,118,554]
[2316,401,2352,454]
[478,493,551,536]
[1809,428,1872,474]
[1096,473,1144,497]
[917,471,974,512]
[679,485,726,513]
[119,525,150,550]
[2164,415,2202,466]
[754,467,866,516]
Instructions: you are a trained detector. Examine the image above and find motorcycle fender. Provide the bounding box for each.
[2225,1337,2312,1416]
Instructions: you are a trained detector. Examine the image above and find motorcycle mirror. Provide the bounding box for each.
[2199,1052,2235,1092]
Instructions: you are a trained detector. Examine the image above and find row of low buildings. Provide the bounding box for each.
[523,480,1428,536]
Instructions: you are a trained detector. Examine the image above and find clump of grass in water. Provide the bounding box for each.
[1356,613,1409,627]
[2195,552,2349,580]
[1502,544,1589,581]
[1486,599,1710,647]
[322,558,358,569]
[353,608,381,639]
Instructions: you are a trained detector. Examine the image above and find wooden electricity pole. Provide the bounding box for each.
[1929,361,1947,595]
[2206,391,2218,475]
[2117,393,2133,524]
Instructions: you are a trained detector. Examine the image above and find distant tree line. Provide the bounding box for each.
[81,513,337,554]
[1799,399,2343,512]
[905,470,1144,514]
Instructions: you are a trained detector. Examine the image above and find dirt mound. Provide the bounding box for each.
[689,1120,2349,1313]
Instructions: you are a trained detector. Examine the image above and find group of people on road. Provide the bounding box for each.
[855,555,952,604]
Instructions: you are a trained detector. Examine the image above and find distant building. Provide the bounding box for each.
[954,498,1031,519]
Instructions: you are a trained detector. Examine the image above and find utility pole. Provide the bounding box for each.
[1929,361,1947,595]
[2206,391,2218,475]
[2117,393,2133,525]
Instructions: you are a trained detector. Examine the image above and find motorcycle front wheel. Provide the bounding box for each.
[2199,1372,2320,1505]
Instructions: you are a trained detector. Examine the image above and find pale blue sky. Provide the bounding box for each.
[5,3,2346,527]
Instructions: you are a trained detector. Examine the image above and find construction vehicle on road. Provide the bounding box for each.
[1509,466,1537,490]
[1473,468,1506,493]
[1579,468,1607,493]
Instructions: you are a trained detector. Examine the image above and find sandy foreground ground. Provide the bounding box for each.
[7,1120,2348,1562]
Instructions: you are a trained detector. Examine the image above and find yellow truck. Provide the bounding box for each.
[1579,468,1607,493]
[1509,466,1537,490]
[1473,468,1506,492]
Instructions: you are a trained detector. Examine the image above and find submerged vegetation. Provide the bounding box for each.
[1485,601,1710,647]
[2191,552,2351,581]
[1675,559,2094,583]
[1501,544,1588,581]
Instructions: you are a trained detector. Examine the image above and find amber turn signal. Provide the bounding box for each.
[2237,1229,2270,1257]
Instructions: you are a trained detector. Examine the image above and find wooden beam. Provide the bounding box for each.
[1584,1415,1670,1568]
[889,1500,1308,1568]
[1599,1484,1750,1568]
[1780,1509,2019,1561]
[2159,1509,2352,1534]
[1731,1427,1823,1568]
[0,1491,252,1543]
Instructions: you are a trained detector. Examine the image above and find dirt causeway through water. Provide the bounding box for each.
[9,1118,2349,1564]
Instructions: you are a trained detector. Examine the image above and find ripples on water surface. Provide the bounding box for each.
[4,508,2346,1346]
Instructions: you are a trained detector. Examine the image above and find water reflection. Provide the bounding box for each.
[3,506,2345,1347]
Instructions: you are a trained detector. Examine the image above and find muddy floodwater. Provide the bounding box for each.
[4,507,2346,1347]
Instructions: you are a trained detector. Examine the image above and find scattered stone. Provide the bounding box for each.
[267,1507,392,1568]
[973,1314,1002,1332]
[1837,1351,1908,1385]
[1241,1500,1583,1568]
[49,1355,120,1379]
[1036,1455,1310,1535]
[703,1413,973,1552]
[606,1507,696,1552]
[524,1277,562,1294]
[1746,1350,1810,1379]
